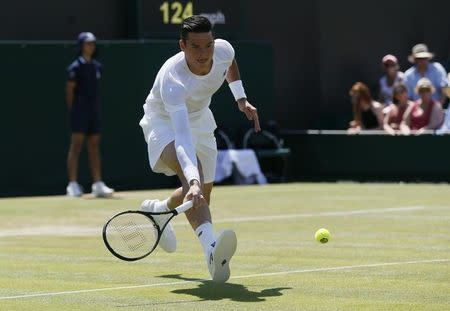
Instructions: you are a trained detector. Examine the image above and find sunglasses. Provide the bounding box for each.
[418,88,432,93]
[394,90,407,95]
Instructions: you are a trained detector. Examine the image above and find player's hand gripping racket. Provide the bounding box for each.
[102,201,193,261]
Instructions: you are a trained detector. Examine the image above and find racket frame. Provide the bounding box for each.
[102,201,193,261]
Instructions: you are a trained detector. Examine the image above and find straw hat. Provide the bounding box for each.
[415,77,436,94]
[408,44,434,63]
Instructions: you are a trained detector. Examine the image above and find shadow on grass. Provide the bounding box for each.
[158,274,291,302]
[115,274,290,308]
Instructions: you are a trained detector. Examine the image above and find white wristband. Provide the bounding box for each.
[228,80,247,101]
[183,165,200,185]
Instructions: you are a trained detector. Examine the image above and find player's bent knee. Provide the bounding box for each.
[203,182,213,196]
[160,142,181,169]
[161,143,212,197]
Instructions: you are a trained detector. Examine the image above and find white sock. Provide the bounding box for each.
[154,199,170,212]
[142,199,169,213]
[195,222,216,258]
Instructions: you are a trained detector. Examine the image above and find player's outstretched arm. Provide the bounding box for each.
[169,108,206,208]
[226,59,261,132]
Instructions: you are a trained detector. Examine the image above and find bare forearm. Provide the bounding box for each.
[226,59,241,83]
[383,123,395,135]
[428,104,445,129]
[440,92,447,105]
[227,59,247,103]
[399,122,410,135]
[226,59,260,131]
[66,82,76,109]
[66,92,74,108]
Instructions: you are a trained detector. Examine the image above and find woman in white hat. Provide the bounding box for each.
[404,44,448,103]
[400,78,444,135]
[379,54,404,105]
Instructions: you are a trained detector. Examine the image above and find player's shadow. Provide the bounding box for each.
[158,274,291,302]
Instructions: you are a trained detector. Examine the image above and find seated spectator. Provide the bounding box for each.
[383,84,412,135]
[379,55,404,105]
[445,73,450,99]
[401,78,444,135]
[404,44,448,103]
[348,82,384,134]
[436,73,450,134]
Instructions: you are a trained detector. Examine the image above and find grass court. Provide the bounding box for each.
[0,183,449,310]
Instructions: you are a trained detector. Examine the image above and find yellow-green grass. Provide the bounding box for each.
[0,183,449,310]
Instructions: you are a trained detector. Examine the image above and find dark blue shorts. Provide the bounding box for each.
[70,104,101,135]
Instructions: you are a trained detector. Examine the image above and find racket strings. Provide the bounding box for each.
[115,221,148,251]
[104,213,159,259]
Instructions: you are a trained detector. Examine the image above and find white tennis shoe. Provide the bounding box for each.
[66,181,83,197]
[141,199,177,253]
[207,230,237,283]
[92,181,114,198]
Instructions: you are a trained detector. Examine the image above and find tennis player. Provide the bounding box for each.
[139,15,260,282]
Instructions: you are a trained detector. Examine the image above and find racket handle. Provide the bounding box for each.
[174,201,194,215]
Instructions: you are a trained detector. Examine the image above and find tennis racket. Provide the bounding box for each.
[102,200,193,261]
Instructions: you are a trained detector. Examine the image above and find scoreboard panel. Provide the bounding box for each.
[140,0,246,38]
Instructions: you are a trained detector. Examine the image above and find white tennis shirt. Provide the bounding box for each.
[143,39,235,117]
[141,39,235,184]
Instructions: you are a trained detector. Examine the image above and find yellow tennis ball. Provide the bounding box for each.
[315,228,330,243]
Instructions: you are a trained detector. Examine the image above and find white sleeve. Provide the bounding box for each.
[160,70,200,183]
[169,108,200,184]
[214,39,235,64]
[160,72,188,113]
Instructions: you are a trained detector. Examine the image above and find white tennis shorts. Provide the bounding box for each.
[139,108,218,183]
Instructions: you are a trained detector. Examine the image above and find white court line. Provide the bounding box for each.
[0,206,425,237]
[0,258,447,301]
[216,206,424,223]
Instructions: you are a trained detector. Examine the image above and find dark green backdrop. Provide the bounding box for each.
[1,40,274,196]
[282,134,450,182]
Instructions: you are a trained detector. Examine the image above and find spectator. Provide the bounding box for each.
[436,73,450,134]
[383,84,412,135]
[404,44,448,103]
[65,32,114,197]
[446,73,450,99]
[379,54,404,105]
[446,46,450,79]
[348,82,384,134]
[401,78,444,135]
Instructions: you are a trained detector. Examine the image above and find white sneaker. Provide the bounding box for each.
[66,181,83,197]
[91,181,114,198]
[207,230,237,283]
[141,199,177,253]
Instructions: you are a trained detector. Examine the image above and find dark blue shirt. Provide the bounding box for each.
[67,56,102,106]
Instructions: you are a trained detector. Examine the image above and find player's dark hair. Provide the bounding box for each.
[181,15,213,41]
